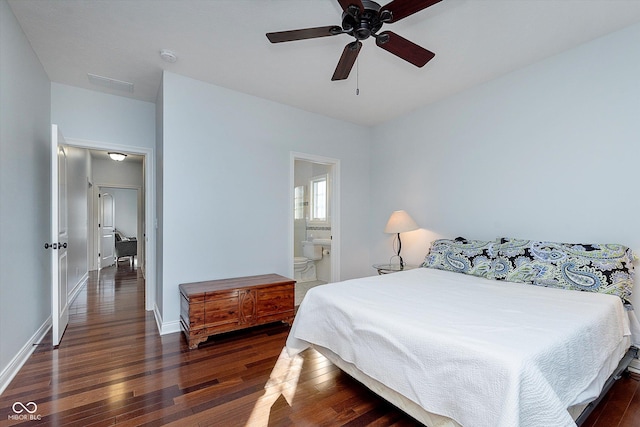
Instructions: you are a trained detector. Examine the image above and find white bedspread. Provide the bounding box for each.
[286,268,631,427]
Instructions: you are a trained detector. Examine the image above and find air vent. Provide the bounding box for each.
[87,73,134,93]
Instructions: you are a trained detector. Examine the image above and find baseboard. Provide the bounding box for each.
[152,303,163,334]
[69,272,88,305]
[0,274,87,395]
[628,358,640,374]
[0,317,51,395]
[153,303,181,336]
[161,320,181,335]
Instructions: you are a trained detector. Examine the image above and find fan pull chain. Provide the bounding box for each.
[356,58,360,96]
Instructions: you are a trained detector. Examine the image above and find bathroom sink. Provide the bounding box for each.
[313,238,332,246]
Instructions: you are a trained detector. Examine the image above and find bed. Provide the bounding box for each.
[285,237,639,427]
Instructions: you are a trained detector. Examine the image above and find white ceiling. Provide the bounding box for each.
[8,0,640,126]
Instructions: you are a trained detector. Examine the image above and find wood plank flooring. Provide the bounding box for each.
[0,264,639,426]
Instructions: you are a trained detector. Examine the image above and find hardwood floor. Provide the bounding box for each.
[1,264,639,426]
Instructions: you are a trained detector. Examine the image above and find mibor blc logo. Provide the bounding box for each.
[8,401,42,421]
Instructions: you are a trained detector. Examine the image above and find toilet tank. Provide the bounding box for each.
[302,241,322,260]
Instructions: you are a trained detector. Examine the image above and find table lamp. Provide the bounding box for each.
[384,210,419,268]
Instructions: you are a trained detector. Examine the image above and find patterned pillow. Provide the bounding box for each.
[494,237,635,302]
[422,237,497,279]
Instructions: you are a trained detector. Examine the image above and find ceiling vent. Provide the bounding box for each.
[87,73,134,93]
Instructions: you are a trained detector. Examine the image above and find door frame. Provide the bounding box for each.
[290,152,340,283]
[63,137,156,312]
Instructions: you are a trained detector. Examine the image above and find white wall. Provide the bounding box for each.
[159,71,371,328]
[370,23,640,308]
[0,0,51,390]
[51,83,155,150]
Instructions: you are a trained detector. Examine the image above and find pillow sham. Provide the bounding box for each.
[422,237,497,279]
[494,237,635,302]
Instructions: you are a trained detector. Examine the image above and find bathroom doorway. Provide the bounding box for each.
[290,153,340,305]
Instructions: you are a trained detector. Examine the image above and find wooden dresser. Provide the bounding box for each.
[179,273,295,349]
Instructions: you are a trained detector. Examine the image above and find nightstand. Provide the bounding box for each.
[373,263,419,275]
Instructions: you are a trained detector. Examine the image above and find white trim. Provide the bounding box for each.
[63,137,156,314]
[0,317,51,395]
[290,152,341,283]
[153,303,163,334]
[154,303,181,335]
[69,272,88,305]
[161,321,181,335]
[629,358,640,374]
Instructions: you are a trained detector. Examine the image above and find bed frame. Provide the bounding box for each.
[574,345,638,425]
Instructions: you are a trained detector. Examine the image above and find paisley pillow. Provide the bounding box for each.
[495,237,635,302]
[422,237,497,279]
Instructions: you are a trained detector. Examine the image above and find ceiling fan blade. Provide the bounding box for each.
[337,0,364,13]
[266,26,342,43]
[376,31,435,67]
[331,41,362,81]
[381,0,442,23]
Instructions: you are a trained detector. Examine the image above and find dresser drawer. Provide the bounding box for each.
[257,285,294,317]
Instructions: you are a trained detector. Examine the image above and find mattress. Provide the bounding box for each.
[286,268,631,427]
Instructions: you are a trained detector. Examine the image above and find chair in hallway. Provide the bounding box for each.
[115,230,136,267]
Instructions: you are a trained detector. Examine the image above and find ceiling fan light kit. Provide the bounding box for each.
[266,0,441,81]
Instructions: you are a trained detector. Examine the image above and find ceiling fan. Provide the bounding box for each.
[266,0,441,81]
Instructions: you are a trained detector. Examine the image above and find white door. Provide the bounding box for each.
[99,190,115,267]
[51,125,69,346]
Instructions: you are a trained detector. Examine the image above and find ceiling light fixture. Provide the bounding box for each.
[108,152,127,161]
[159,49,177,63]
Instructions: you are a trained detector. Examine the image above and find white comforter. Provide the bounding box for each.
[286,268,631,427]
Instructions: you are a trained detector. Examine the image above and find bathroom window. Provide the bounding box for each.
[294,185,305,220]
[310,175,327,221]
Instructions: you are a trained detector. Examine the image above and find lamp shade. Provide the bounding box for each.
[384,210,419,234]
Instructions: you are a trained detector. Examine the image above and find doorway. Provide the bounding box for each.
[290,152,340,305]
[97,186,140,269]
[62,138,155,312]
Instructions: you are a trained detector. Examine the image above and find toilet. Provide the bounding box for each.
[294,241,322,283]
